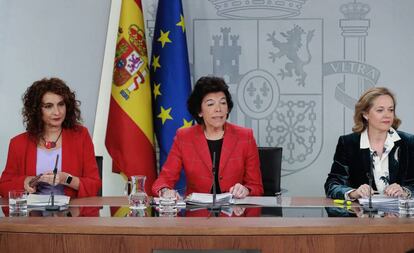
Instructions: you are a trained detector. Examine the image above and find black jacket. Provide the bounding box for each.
[325,131,414,199]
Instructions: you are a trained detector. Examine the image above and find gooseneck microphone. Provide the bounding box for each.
[212,152,217,207]
[208,152,221,216]
[363,151,378,214]
[46,154,60,211]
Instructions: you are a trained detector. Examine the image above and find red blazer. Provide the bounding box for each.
[0,126,101,198]
[152,123,263,196]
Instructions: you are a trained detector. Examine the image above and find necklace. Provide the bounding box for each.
[204,130,225,140]
[42,129,63,149]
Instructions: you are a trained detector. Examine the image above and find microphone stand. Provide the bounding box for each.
[363,151,378,215]
[46,154,60,211]
[208,152,221,216]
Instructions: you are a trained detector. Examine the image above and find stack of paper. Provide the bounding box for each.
[27,194,70,208]
[358,195,398,205]
[185,193,233,206]
[358,195,399,213]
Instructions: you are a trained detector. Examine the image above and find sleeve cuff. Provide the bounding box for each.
[345,189,356,201]
[402,187,412,199]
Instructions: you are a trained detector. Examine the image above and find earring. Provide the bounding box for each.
[363,115,368,120]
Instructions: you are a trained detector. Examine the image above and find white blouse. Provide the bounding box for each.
[359,128,400,193]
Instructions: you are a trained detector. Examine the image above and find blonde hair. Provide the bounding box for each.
[352,87,401,133]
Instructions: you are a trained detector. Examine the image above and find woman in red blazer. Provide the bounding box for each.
[152,76,263,198]
[0,78,101,198]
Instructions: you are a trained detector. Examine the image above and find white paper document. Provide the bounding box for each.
[27,194,70,207]
[185,194,289,207]
[185,193,233,205]
[358,195,398,206]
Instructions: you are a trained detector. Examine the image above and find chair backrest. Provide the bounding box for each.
[258,147,282,196]
[96,156,103,196]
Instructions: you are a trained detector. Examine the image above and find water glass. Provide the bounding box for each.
[9,190,28,216]
[159,189,178,216]
[125,175,149,209]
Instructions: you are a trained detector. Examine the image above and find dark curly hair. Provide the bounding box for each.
[22,77,82,139]
[187,76,233,124]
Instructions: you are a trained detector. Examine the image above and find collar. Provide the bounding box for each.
[360,127,400,149]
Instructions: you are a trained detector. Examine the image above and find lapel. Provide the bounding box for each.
[61,128,71,196]
[25,135,37,176]
[359,147,379,190]
[355,132,369,177]
[218,123,238,173]
[358,132,403,186]
[359,148,371,180]
[192,125,212,171]
[388,139,402,183]
[62,128,68,173]
[191,123,239,174]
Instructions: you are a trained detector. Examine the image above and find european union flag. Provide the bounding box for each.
[150,0,193,190]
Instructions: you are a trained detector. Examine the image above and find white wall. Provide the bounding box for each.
[93,0,126,196]
[0,0,115,192]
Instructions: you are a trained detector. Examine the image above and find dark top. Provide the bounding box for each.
[207,138,223,194]
[324,131,414,199]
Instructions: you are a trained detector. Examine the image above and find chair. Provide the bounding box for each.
[258,147,282,196]
[96,156,103,196]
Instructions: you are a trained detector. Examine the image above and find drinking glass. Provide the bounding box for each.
[9,190,28,217]
[159,189,178,216]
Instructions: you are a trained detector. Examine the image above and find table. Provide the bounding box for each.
[1,196,414,253]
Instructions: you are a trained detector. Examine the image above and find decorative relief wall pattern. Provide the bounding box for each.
[142,0,409,195]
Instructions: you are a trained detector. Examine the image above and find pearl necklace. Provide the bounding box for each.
[204,130,225,140]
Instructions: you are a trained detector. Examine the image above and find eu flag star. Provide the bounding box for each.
[153,82,162,99]
[152,55,161,72]
[180,119,193,129]
[176,15,185,33]
[158,30,172,48]
[158,106,173,124]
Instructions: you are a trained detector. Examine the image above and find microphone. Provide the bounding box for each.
[208,152,221,216]
[45,154,60,211]
[363,151,377,214]
[212,152,217,207]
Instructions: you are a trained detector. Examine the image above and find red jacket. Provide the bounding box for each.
[152,123,263,196]
[0,126,101,198]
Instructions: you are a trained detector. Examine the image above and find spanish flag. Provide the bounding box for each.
[105,0,156,194]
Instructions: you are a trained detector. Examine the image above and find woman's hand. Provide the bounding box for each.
[384,183,407,197]
[348,184,374,199]
[23,176,37,193]
[40,171,63,185]
[229,183,249,199]
[158,188,180,199]
[232,206,246,216]
[40,171,79,190]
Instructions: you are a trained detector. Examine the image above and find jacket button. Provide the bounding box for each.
[219,176,223,180]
